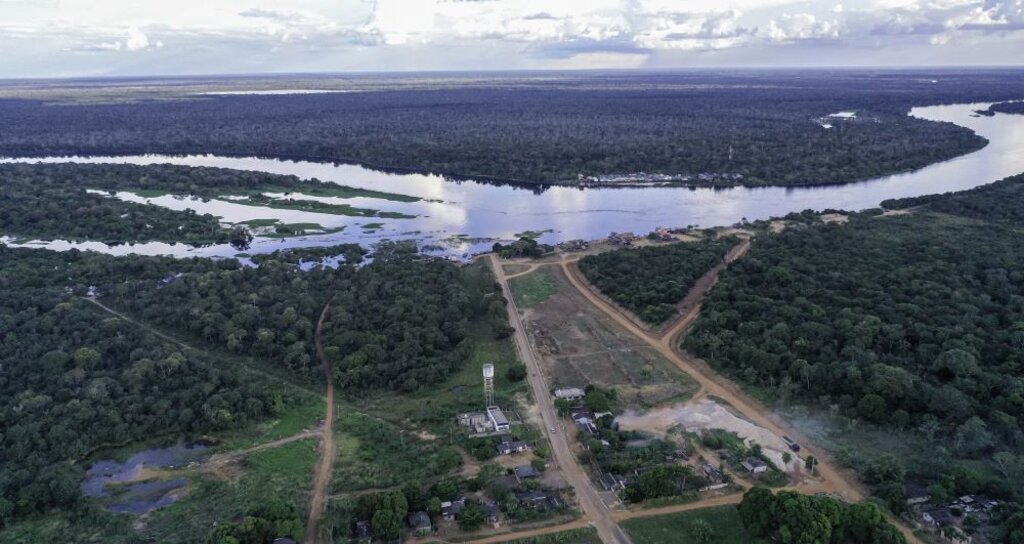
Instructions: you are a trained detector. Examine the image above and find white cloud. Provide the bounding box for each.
[0,0,1022,76]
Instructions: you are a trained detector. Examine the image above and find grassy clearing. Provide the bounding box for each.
[231,194,415,219]
[510,267,558,307]
[215,395,324,451]
[248,184,420,203]
[622,505,769,544]
[361,222,384,230]
[504,527,599,544]
[141,438,319,543]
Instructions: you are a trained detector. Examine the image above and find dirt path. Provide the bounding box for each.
[202,427,322,480]
[489,255,632,544]
[305,300,336,544]
[83,297,315,396]
[657,237,751,341]
[503,262,543,279]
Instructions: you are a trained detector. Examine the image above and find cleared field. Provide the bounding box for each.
[622,505,769,544]
[517,266,698,407]
[510,266,558,306]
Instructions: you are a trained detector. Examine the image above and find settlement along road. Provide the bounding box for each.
[488,255,632,544]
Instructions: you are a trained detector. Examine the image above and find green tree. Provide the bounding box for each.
[689,518,715,543]
[371,510,402,542]
[457,501,487,531]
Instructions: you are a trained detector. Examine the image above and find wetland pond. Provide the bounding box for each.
[82,442,208,514]
[3,101,1024,260]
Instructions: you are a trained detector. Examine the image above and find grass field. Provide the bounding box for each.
[510,267,558,307]
[622,505,769,544]
[215,395,324,451]
[505,527,599,543]
[141,438,319,543]
[518,266,699,407]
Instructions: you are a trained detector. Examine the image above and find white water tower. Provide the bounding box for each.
[483,364,495,406]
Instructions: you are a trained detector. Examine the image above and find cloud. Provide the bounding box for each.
[765,13,842,42]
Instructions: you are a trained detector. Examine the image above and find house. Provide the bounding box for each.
[514,465,541,483]
[554,388,585,401]
[575,419,597,435]
[483,501,501,525]
[599,473,627,492]
[741,457,768,474]
[701,464,725,483]
[354,520,372,542]
[441,498,466,521]
[651,228,673,241]
[905,483,929,505]
[408,511,432,535]
[922,508,955,527]
[496,440,531,455]
[515,490,563,511]
[457,412,492,434]
[608,232,636,246]
[487,406,511,432]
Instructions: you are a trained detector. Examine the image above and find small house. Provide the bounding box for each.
[555,387,585,401]
[599,473,627,492]
[905,483,929,505]
[354,520,372,542]
[483,501,501,525]
[496,440,531,456]
[701,464,725,483]
[514,465,540,483]
[440,498,465,521]
[741,457,768,474]
[922,508,955,527]
[408,511,432,535]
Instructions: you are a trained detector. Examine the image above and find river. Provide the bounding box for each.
[2,101,1023,259]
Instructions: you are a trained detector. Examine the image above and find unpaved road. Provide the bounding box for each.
[658,237,751,339]
[305,300,336,544]
[489,255,632,544]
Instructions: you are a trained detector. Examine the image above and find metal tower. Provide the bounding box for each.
[483,364,495,406]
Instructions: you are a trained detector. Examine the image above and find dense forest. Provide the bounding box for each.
[2,70,1023,186]
[684,175,1024,531]
[0,246,276,528]
[986,102,1024,116]
[881,172,1024,223]
[737,487,906,543]
[578,237,737,324]
[0,162,406,244]
[111,242,506,392]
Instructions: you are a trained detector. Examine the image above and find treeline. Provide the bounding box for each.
[112,242,507,392]
[881,172,1024,224]
[0,162,390,244]
[579,237,737,324]
[738,487,906,543]
[987,102,1024,116]
[0,246,279,528]
[2,70,1023,186]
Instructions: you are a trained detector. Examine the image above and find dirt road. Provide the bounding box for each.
[489,255,632,544]
[658,237,751,340]
[305,301,336,544]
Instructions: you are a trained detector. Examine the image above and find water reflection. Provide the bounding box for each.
[3,101,1023,259]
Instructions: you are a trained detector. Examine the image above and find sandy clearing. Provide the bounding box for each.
[616,398,800,473]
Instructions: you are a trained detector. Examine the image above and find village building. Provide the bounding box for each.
[554,387,586,401]
[741,457,768,474]
[408,511,432,535]
[514,465,541,483]
[486,406,510,432]
[440,498,466,521]
[496,440,531,455]
[599,473,627,492]
[354,520,372,542]
[922,508,955,527]
[905,483,929,505]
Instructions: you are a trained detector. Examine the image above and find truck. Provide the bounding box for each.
[782,436,801,452]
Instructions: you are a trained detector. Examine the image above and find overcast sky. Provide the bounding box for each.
[1,0,1021,78]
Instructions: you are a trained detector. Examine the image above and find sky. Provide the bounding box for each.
[0,0,1022,78]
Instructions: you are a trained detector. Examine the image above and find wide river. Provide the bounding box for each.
[3,101,1024,259]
